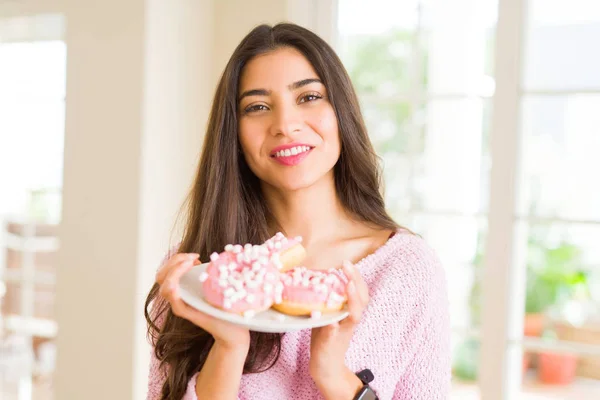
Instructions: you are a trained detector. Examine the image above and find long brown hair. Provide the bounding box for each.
[145,23,399,399]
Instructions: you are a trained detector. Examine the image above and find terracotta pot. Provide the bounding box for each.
[524,313,545,337]
[538,352,578,385]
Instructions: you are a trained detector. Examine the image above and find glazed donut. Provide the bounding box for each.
[271,266,349,317]
[199,233,307,317]
[200,243,283,317]
[263,232,306,272]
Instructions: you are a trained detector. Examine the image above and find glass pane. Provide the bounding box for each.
[339,0,498,98]
[338,0,421,36]
[0,41,66,100]
[422,0,498,96]
[415,98,488,213]
[362,100,415,213]
[364,98,491,216]
[338,0,421,97]
[0,41,66,222]
[363,100,413,152]
[524,1,600,91]
[530,0,600,27]
[518,95,600,221]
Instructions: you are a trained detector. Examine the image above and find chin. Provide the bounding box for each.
[252,157,338,193]
[274,176,317,192]
[272,168,334,192]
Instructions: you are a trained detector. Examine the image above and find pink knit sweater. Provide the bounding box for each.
[147,231,451,400]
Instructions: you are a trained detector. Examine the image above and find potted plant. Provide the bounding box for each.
[525,240,589,383]
[537,329,579,385]
[525,239,588,332]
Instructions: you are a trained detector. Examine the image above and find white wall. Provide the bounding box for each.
[56,0,214,399]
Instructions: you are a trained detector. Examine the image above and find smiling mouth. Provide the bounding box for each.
[270,145,313,158]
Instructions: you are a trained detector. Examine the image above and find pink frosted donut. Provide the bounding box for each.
[272,266,349,317]
[200,243,283,317]
[263,232,306,272]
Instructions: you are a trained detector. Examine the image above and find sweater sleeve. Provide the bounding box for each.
[146,244,203,400]
[392,239,452,399]
[146,303,168,400]
[146,245,241,400]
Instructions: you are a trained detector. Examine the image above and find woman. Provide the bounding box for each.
[145,23,450,400]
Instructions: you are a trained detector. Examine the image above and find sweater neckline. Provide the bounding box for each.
[354,228,409,273]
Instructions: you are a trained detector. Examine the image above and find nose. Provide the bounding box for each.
[269,103,302,137]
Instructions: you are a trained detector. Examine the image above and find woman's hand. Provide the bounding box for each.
[309,260,369,399]
[156,252,251,351]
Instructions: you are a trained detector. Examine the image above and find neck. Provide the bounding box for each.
[262,173,351,247]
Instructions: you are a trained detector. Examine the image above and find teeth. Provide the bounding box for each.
[274,146,311,158]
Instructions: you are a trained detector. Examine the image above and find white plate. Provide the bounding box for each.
[179,263,350,333]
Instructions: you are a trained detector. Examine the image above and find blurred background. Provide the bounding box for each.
[0,0,599,399]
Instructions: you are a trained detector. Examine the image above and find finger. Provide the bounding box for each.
[344,280,364,324]
[170,294,212,328]
[168,253,201,267]
[156,253,199,283]
[156,253,196,283]
[342,261,369,305]
[162,257,198,290]
[159,268,212,325]
[356,277,369,306]
[158,261,195,301]
[341,260,357,280]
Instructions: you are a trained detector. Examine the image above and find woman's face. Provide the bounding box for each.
[237,47,340,192]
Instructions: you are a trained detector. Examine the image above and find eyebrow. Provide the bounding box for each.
[289,78,322,90]
[238,78,323,102]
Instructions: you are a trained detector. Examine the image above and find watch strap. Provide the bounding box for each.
[356,369,374,385]
[353,369,378,400]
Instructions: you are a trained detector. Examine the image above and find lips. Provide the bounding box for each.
[270,144,314,166]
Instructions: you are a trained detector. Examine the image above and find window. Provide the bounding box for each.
[0,40,66,222]
[514,0,600,394]
[0,14,66,400]
[337,0,600,397]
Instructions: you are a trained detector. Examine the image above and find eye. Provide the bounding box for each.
[243,103,269,114]
[299,92,323,104]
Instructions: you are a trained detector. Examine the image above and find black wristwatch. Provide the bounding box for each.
[353,369,378,400]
